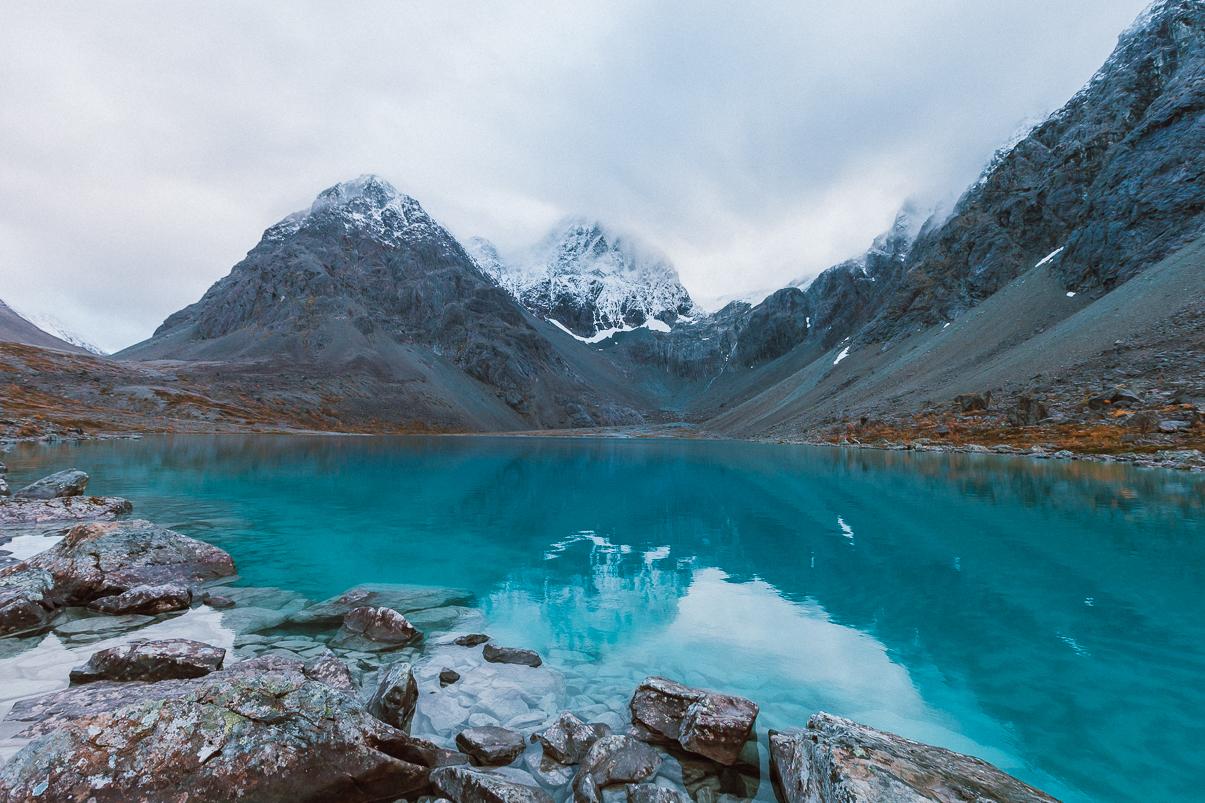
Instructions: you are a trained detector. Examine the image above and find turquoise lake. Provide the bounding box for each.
[7,434,1205,802]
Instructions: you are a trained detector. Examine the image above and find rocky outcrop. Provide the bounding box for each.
[0,495,133,526]
[87,582,193,615]
[483,644,542,667]
[431,765,554,803]
[535,711,612,764]
[768,713,1056,803]
[68,638,225,684]
[11,468,89,499]
[331,605,422,651]
[629,677,758,767]
[572,735,663,803]
[367,660,419,732]
[0,657,463,802]
[0,520,234,636]
[457,725,527,766]
[304,651,356,691]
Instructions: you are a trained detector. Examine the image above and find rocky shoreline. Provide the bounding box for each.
[0,464,1061,801]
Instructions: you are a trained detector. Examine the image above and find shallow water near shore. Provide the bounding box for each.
[6,434,1205,801]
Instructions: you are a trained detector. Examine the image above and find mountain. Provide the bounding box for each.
[466,219,694,340]
[118,176,649,431]
[8,307,106,355]
[0,299,93,354]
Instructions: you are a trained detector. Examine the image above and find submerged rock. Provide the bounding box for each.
[87,582,192,615]
[0,657,457,802]
[0,495,133,526]
[483,643,542,667]
[536,711,611,764]
[331,605,422,651]
[0,520,234,636]
[441,667,462,686]
[457,725,527,766]
[455,632,492,647]
[289,582,474,626]
[630,677,758,766]
[68,638,225,684]
[431,765,554,803]
[768,713,1056,803]
[12,469,88,500]
[201,590,235,609]
[368,660,419,732]
[572,735,663,803]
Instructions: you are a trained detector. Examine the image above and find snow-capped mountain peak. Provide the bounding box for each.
[469,218,694,340]
[263,174,445,248]
[9,304,106,355]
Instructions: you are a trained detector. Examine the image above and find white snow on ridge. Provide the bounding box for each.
[833,346,851,365]
[11,305,106,354]
[468,219,693,339]
[1034,246,1065,268]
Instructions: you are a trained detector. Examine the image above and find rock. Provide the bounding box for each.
[536,711,612,764]
[304,651,356,691]
[456,632,491,647]
[630,677,758,767]
[1159,420,1190,433]
[11,468,88,499]
[768,713,1056,803]
[0,495,133,526]
[0,476,8,497]
[457,725,527,766]
[483,644,542,667]
[331,605,422,651]
[1009,396,1048,427]
[1126,410,1160,432]
[289,582,474,626]
[431,765,554,803]
[954,393,990,413]
[87,582,193,615]
[202,590,236,608]
[54,613,154,637]
[0,520,234,636]
[68,638,225,684]
[0,657,457,802]
[572,735,663,803]
[441,667,462,686]
[627,784,686,803]
[368,660,419,732]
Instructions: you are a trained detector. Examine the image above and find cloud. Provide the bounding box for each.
[0,0,1149,351]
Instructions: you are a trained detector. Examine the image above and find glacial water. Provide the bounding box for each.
[7,434,1205,802]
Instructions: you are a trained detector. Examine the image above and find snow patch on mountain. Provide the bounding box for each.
[10,305,106,354]
[467,218,694,339]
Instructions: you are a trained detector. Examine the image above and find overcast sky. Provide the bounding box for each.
[0,1,1149,352]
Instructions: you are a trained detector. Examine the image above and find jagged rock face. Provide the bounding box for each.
[872,0,1205,334]
[469,220,694,339]
[122,176,639,429]
[733,288,810,367]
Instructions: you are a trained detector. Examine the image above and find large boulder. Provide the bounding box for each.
[572,735,663,803]
[629,677,758,766]
[535,711,611,764]
[289,582,474,625]
[0,657,463,802]
[0,496,133,526]
[87,582,193,615]
[367,660,419,732]
[304,651,356,691]
[331,605,422,651]
[12,469,89,499]
[431,765,554,803]
[768,713,1056,803]
[68,638,225,684]
[483,643,542,667]
[0,520,234,636]
[457,725,527,766]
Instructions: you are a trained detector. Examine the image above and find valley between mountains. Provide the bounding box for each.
[2,0,1203,466]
